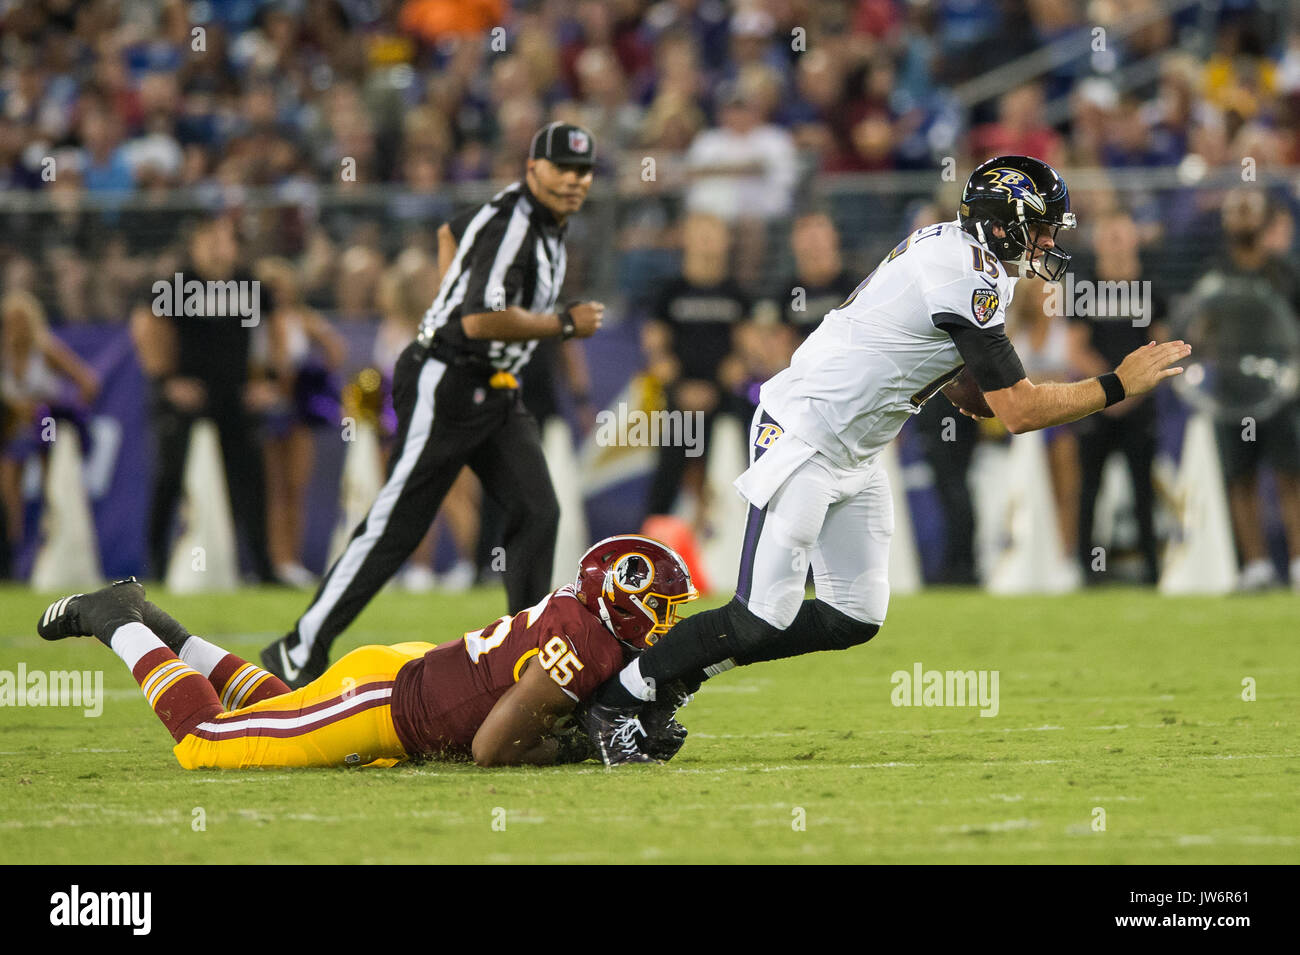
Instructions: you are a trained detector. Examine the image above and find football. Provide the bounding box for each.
[941,367,995,419]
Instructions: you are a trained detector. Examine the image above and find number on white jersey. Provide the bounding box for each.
[837,224,945,311]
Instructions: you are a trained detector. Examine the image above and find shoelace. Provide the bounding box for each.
[609,715,647,755]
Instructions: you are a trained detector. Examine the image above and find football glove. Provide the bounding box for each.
[551,712,600,764]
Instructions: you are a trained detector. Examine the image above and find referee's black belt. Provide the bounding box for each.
[416,333,520,390]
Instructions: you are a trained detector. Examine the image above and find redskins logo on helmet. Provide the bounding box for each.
[612,553,654,593]
[576,535,698,652]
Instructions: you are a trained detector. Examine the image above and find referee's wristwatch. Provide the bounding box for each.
[559,303,578,341]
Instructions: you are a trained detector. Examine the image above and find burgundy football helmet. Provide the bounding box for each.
[576,535,698,651]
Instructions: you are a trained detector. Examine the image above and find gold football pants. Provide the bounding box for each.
[172,642,433,769]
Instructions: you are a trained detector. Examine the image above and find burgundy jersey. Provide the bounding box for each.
[390,585,626,758]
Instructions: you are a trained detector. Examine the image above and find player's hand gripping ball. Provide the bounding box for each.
[941,367,994,419]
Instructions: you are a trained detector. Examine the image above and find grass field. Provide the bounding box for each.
[1,584,1297,864]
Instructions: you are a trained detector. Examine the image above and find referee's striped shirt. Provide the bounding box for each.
[419,181,568,376]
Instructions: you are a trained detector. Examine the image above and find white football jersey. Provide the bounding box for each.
[758,219,1018,469]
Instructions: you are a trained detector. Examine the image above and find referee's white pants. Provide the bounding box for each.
[736,426,893,631]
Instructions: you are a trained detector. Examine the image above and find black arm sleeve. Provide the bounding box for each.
[934,313,1027,392]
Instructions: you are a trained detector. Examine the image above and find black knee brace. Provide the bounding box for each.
[734,598,879,665]
[815,600,880,650]
[718,596,785,661]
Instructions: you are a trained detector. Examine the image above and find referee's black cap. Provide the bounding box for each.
[529,122,596,167]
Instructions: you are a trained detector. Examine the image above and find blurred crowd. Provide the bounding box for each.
[3,0,1300,589]
[1,1,1299,317]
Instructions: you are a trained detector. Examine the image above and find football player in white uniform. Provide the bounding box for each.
[582,156,1192,765]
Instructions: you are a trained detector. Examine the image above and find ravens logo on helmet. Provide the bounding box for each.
[959,155,1076,282]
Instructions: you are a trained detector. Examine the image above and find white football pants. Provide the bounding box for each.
[734,408,893,629]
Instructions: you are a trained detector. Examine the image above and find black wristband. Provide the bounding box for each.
[1099,372,1126,407]
[559,306,577,341]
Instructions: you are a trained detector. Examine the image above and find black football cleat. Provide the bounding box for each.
[644,716,688,762]
[640,679,694,734]
[579,701,659,767]
[260,632,329,690]
[38,578,146,643]
[38,593,86,640]
[639,679,694,762]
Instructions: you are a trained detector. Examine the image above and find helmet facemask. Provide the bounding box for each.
[631,588,698,645]
[976,206,1076,282]
[598,577,698,652]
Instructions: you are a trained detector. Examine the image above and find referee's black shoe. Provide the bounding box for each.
[260,631,329,689]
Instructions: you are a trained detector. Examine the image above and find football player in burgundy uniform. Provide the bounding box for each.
[36,536,697,769]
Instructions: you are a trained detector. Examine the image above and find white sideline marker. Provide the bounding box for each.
[702,413,747,591]
[544,416,589,590]
[1159,412,1236,594]
[31,426,104,591]
[987,429,1079,594]
[165,419,237,592]
[328,417,384,567]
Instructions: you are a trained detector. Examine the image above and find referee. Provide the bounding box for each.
[262,122,604,687]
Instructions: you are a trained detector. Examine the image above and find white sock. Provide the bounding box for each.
[619,658,657,702]
[109,622,168,670]
[178,635,226,678]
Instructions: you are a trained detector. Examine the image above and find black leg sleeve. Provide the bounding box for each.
[734,599,879,665]
[595,599,753,705]
[639,601,743,685]
[597,596,881,705]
